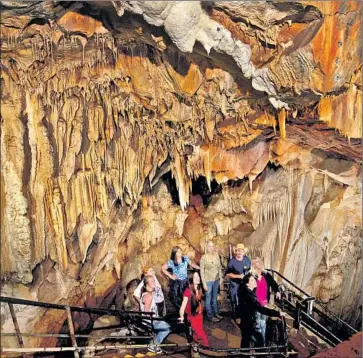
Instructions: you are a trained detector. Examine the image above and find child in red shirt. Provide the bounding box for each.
[179,272,209,347]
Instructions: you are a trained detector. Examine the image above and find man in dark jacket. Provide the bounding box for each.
[226,243,251,324]
[239,274,283,349]
[252,257,283,345]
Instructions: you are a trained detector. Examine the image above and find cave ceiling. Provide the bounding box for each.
[0,1,361,278]
[1,2,361,209]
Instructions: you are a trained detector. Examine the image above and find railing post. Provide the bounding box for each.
[8,303,25,358]
[65,306,80,358]
[307,299,314,316]
[294,302,301,330]
[281,293,285,312]
[281,316,288,357]
[288,291,293,304]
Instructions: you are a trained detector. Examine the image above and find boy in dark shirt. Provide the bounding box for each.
[226,243,251,324]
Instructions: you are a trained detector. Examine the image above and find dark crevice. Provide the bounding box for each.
[41,115,59,177]
[191,176,222,207]
[161,171,180,206]
[21,112,32,195]
[161,171,224,208]
[19,98,38,268]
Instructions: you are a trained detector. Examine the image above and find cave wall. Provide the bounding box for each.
[0,0,361,347]
[123,162,361,327]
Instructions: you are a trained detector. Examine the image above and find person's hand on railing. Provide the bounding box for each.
[279,311,287,318]
[203,284,208,292]
[276,292,282,301]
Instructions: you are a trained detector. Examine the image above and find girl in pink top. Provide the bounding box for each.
[256,275,269,307]
[252,257,282,346]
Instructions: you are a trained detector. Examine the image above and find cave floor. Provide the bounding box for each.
[96,314,244,358]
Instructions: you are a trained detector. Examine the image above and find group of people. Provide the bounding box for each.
[130,242,285,353]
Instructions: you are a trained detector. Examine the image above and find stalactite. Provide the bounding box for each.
[45,179,68,270]
[205,148,212,191]
[257,181,292,237]
[278,107,287,140]
[172,152,191,211]
[26,91,55,267]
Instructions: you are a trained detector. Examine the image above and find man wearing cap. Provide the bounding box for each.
[226,243,251,324]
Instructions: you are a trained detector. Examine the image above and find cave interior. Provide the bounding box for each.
[0,1,362,357]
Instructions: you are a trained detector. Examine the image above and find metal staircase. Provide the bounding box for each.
[0,269,358,357]
[266,269,358,347]
[0,295,289,357]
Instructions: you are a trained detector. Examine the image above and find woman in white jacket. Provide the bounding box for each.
[134,267,166,316]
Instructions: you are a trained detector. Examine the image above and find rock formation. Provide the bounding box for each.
[0,0,361,352]
[312,332,362,357]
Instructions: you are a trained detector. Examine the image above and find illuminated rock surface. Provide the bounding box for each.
[0,1,361,352]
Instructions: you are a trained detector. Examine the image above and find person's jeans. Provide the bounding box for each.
[241,320,264,348]
[205,279,220,318]
[230,281,240,319]
[257,312,267,346]
[152,320,171,345]
[255,312,267,346]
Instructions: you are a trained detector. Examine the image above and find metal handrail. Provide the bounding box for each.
[265,270,358,336]
[1,295,291,357]
[223,264,356,343]
[0,295,163,358]
[300,311,342,344]
[314,299,358,334]
[2,262,358,355]
[266,269,311,298]
[299,319,337,348]
[1,333,154,339]
[1,342,191,354]
[0,296,154,317]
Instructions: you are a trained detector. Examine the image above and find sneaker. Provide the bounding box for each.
[229,350,241,355]
[147,345,163,354]
[215,314,223,320]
